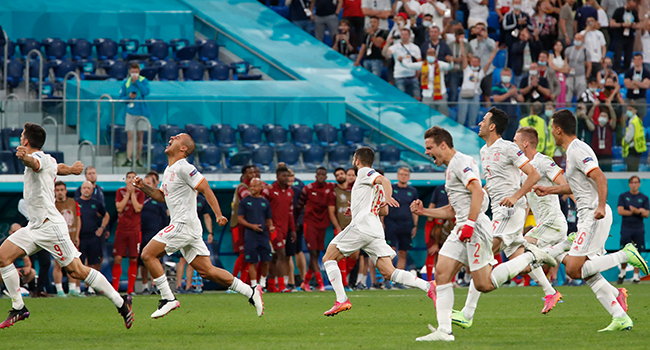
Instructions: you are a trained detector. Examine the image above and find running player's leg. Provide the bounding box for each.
[369,237,431,293]
[322,244,348,309]
[0,239,29,313]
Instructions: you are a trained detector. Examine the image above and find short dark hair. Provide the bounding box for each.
[126,171,137,177]
[276,166,289,176]
[487,107,509,136]
[23,123,46,150]
[84,166,96,175]
[316,166,327,173]
[539,50,549,57]
[551,109,577,136]
[376,168,385,176]
[241,165,254,175]
[424,126,454,148]
[334,167,346,174]
[181,134,196,157]
[145,170,159,182]
[629,175,641,183]
[340,19,351,27]
[634,52,643,58]
[354,147,375,167]
[54,181,66,188]
[587,76,598,84]
[130,62,140,70]
[455,28,464,36]
[369,15,379,20]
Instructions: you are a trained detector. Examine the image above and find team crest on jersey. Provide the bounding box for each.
[517,150,523,156]
[367,170,376,176]
[582,157,593,164]
[189,169,198,177]
[494,152,500,161]
[550,162,556,167]
[463,167,472,173]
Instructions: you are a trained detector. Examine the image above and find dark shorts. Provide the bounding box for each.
[621,230,645,250]
[385,222,413,251]
[138,231,158,266]
[231,225,245,254]
[285,225,304,256]
[113,230,141,258]
[304,222,326,251]
[244,234,273,263]
[79,235,103,265]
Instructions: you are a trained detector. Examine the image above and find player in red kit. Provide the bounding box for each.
[230,165,255,283]
[295,167,334,292]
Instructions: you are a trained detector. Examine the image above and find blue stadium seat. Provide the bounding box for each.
[188,124,211,151]
[128,60,148,70]
[159,124,183,143]
[493,50,507,69]
[16,38,42,58]
[42,38,67,60]
[340,123,366,146]
[0,40,16,62]
[226,148,253,172]
[6,60,24,88]
[185,124,199,134]
[231,61,262,80]
[140,66,158,81]
[145,39,170,61]
[2,127,23,151]
[38,81,56,98]
[170,39,189,51]
[289,124,313,149]
[302,144,325,169]
[173,45,198,61]
[149,144,168,172]
[68,39,92,60]
[206,60,230,81]
[77,59,98,78]
[379,144,401,171]
[27,58,48,83]
[487,12,499,31]
[180,60,205,81]
[107,124,128,151]
[328,145,351,169]
[212,124,237,150]
[142,127,160,146]
[314,123,339,148]
[197,39,220,62]
[492,68,502,86]
[103,60,129,80]
[48,151,65,164]
[276,143,300,166]
[52,59,77,82]
[93,38,118,60]
[238,124,263,147]
[262,124,288,146]
[456,11,464,25]
[0,151,16,174]
[155,60,179,81]
[251,144,274,171]
[119,39,140,59]
[198,144,222,173]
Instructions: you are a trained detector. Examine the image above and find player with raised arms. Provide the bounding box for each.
[134,133,264,319]
[0,123,134,329]
[321,147,436,317]
[410,126,557,341]
[532,110,648,331]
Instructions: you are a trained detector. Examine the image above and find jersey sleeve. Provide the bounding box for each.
[116,189,124,203]
[360,169,382,186]
[573,145,599,175]
[178,162,205,189]
[453,160,480,188]
[509,143,530,169]
[544,158,564,182]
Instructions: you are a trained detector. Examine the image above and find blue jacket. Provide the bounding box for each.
[119,75,150,118]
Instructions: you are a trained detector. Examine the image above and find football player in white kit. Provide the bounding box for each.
[410,126,557,341]
[321,147,436,317]
[533,110,648,331]
[0,123,134,330]
[134,133,264,319]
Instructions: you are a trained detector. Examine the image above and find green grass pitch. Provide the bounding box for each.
[2,284,649,350]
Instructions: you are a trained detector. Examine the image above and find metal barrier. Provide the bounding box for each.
[42,116,59,151]
[78,140,96,168]
[2,29,7,93]
[62,71,81,133]
[2,93,19,129]
[96,93,114,158]
[24,49,44,108]
[133,116,152,172]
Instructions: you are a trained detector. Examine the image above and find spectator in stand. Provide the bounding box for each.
[310,0,341,42]
[342,0,365,34]
[617,175,649,284]
[393,0,421,17]
[286,169,307,291]
[361,0,392,30]
[531,1,558,50]
[138,172,168,295]
[502,0,534,50]
[328,167,355,291]
[611,0,640,73]
[549,41,569,106]
[447,28,474,103]
[591,101,617,171]
[294,167,334,292]
[536,51,559,101]
[53,181,82,297]
[420,25,453,62]
[458,40,498,126]
[641,20,650,66]
[333,19,361,60]
[496,0,512,24]
[467,0,489,28]
[624,53,650,119]
[575,102,596,143]
[420,0,449,30]
[400,47,453,115]
[558,0,576,46]
[601,76,626,142]
[519,102,550,153]
[113,171,145,295]
[355,16,388,76]
[519,62,552,105]
[511,28,542,87]
[597,57,620,88]
[565,32,590,103]
[469,23,497,103]
[594,0,610,47]
[412,13,435,46]
[444,20,464,45]
[387,12,415,42]
[575,0,598,33]
[286,0,312,32]
[385,27,422,99]
[238,178,275,289]
[579,77,602,121]
[74,166,105,206]
[77,181,110,295]
[230,165,255,283]
[118,62,150,167]
[491,67,523,140]
[581,17,606,77]
[602,0,627,28]
[623,103,647,171]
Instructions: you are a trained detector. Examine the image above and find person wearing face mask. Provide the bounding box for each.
[519,62,551,108]
[575,102,596,143]
[502,0,534,49]
[447,28,474,103]
[624,53,650,120]
[118,62,150,167]
[510,28,542,87]
[590,104,617,171]
[400,47,453,115]
[622,103,647,172]
[596,57,620,89]
[580,17,607,78]
[537,51,559,102]
[420,0,448,31]
[579,77,603,123]
[611,0,640,73]
[457,42,499,126]
[600,77,626,143]
[420,24,453,62]
[491,67,523,140]
[361,0,392,30]
[564,33,590,104]
[469,23,498,103]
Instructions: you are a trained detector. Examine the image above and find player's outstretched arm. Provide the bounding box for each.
[197,178,228,226]
[16,145,41,171]
[466,180,483,223]
[57,161,84,176]
[377,176,399,207]
[132,176,166,203]
[587,167,608,219]
[501,162,540,207]
[553,173,577,204]
[533,183,572,197]
[410,199,456,219]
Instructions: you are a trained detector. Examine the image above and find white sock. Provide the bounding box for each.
[259,276,267,288]
[462,279,481,320]
[618,265,626,278]
[153,275,175,301]
[69,282,76,293]
[436,283,454,334]
[88,286,95,293]
[251,279,258,287]
[528,266,555,296]
[55,283,64,293]
[85,269,124,308]
[1,265,24,309]
[76,285,81,293]
[581,252,627,279]
[324,261,347,303]
[390,269,429,292]
[357,274,366,285]
[587,273,626,318]
[633,271,640,280]
[283,276,289,285]
[544,240,572,259]
[490,252,535,288]
[229,277,253,298]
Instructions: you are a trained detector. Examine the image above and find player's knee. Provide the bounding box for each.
[565,266,582,280]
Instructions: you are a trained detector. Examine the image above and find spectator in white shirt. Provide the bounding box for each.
[400,47,453,115]
[361,0,392,30]
[457,39,499,126]
[469,22,497,102]
[467,0,489,28]
[387,12,415,43]
[420,0,449,30]
[581,16,607,78]
[393,0,421,16]
[385,28,423,99]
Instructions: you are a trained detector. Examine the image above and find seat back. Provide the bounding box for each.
[198,39,219,61]
[206,60,230,81]
[493,50,507,69]
[159,124,183,142]
[6,60,24,87]
[150,143,168,172]
[263,124,288,146]
[146,39,169,60]
[200,145,221,166]
[252,145,274,166]
[158,61,179,81]
[289,124,313,145]
[314,124,338,146]
[43,38,67,60]
[238,124,262,146]
[48,151,65,164]
[119,39,140,58]
[302,144,325,164]
[2,127,23,151]
[94,38,118,60]
[1,40,16,60]
[190,125,211,148]
[107,60,128,80]
[0,151,16,174]
[277,143,300,165]
[340,123,365,145]
[78,59,98,76]
[380,144,401,163]
[68,38,92,60]
[212,124,237,146]
[107,124,128,151]
[170,39,190,51]
[173,45,198,61]
[17,38,42,57]
[140,66,158,81]
[182,60,204,81]
[328,145,351,164]
[53,59,77,80]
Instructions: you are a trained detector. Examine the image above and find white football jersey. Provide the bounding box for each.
[565,139,599,211]
[160,158,205,235]
[349,167,384,238]
[24,151,65,228]
[522,153,564,225]
[445,151,481,224]
[480,138,530,210]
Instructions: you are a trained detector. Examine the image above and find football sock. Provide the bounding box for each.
[69,282,76,293]
[338,258,348,286]
[544,240,572,259]
[153,275,175,301]
[85,268,124,308]
[76,285,81,294]
[112,264,122,291]
[88,286,95,293]
[260,276,267,289]
[233,254,244,277]
[490,252,534,288]
[633,271,640,280]
[267,277,277,292]
[425,255,435,281]
[305,269,313,284]
[251,279,258,287]
[581,252,627,279]
[587,273,626,318]
[283,276,289,288]
[229,277,253,298]
[241,263,250,283]
[324,260,347,303]
[127,261,138,294]
[436,283,454,334]
[390,269,429,292]
[55,283,64,293]
[618,265,626,278]
[1,265,24,309]
[315,270,324,287]
[528,266,555,296]
[357,273,366,286]
[278,276,286,290]
[462,279,481,320]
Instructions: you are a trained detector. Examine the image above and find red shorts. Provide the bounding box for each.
[304,222,326,251]
[272,229,286,250]
[232,225,245,254]
[113,231,141,258]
